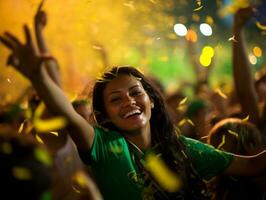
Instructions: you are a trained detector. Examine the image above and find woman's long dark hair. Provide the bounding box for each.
[92,66,207,198]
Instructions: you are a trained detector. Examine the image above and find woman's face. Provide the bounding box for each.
[103,74,153,133]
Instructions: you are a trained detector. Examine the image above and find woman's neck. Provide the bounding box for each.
[124,125,151,150]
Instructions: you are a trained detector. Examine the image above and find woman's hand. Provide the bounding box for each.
[35,0,47,31]
[0,25,52,80]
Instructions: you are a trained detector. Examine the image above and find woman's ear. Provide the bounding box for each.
[151,101,154,109]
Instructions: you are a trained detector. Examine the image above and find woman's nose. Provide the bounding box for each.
[123,94,136,107]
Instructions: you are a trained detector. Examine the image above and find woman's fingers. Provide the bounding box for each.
[4,32,22,47]
[6,54,20,67]
[23,25,34,47]
[0,35,17,50]
[37,0,45,13]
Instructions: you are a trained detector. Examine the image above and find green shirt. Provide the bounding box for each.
[79,127,233,200]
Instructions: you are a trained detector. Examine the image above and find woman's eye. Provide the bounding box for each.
[110,97,121,103]
[131,90,142,96]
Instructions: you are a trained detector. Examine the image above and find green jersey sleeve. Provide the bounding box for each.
[180,135,234,180]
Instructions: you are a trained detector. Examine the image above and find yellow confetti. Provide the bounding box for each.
[215,88,227,99]
[92,45,103,50]
[179,97,188,106]
[217,135,226,149]
[256,22,266,31]
[18,121,25,134]
[50,131,59,136]
[71,170,92,193]
[7,78,11,83]
[149,0,156,4]
[12,166,32,180]
[34,117,67,133]
[35,148,52,166]
[178,119,186,126]
[228,35,237,42]
[228,130,239,138]
[1,142,12,154]
[196,0,201,6]
[194,5,203,11]
[187,119,195,126]
[242,115,249,122]
[34,102,45,118]
[145,153,182,192]
[35,134,44,144]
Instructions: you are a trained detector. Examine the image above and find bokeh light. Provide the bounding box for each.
[174,23,188,36]
[199,23,212,36]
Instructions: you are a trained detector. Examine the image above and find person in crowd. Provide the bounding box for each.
[207,118,265,199]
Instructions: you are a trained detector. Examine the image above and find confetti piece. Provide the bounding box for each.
[145,153,182,192]
[18,121,25,134]
[181,150,188,159]
[179,97,188,106]
[71,170,92,193]
[92,45,103,50]
[197,0,201,6]
[256,22,266,31]
[34,102,45,118]
[50,131,59,136]
[178,119,186,126]
[228,35,237,42]
[187,119,195,126]
[1,142,12,154]
[34,117,67,133]
[35,134,44,144]
[13,166,32,180]
[215,88,227,99]
[242,115,249,122]
[217,135,226,149]
[228,130,239,138]
[35,147,52,166]
[123,2,135,10]
[7,78,11,83]
[149,0,156,4]
[194,5,203,11]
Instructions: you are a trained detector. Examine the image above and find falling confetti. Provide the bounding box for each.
[35,147,52,166]
[217,135,226,149]
[35,134,44,144]
[33,102,67,133]
[187,119,195,126]
[228,35,237,42]
[215,88,227,99]
[194,6,203,12]
[1,142,12,154]
[50,131,59,136]
[92,45,103,50]
[34,117,67,133]
[18,121,26,134]
[179,97,188,106]
[242,115,249,122]
[228,130,239,138]
[256,22,266,31]
[7,78,11,83]
[145,153,182,192]
[12,166,32,180]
